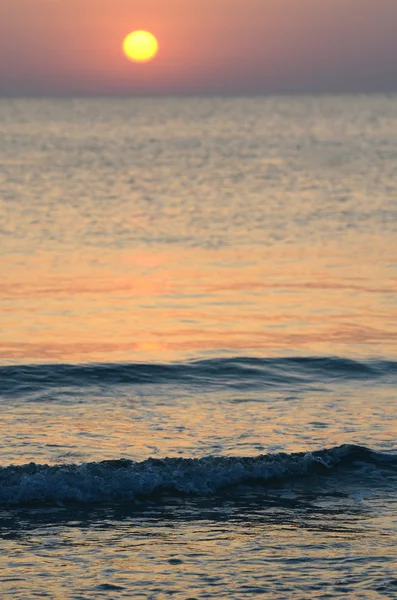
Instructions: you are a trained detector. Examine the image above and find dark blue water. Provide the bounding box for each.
[1,357,396,509]
[1,357,396,396]
[1,355,396,599]
[1,443,396,506]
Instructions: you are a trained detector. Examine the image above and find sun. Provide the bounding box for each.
[123,31,159,63]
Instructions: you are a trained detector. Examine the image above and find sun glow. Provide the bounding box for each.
[123,31,159,63]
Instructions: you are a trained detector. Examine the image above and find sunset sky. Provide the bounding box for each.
[1,0,396,96]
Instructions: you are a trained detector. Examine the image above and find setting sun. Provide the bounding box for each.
[123,31,159,63]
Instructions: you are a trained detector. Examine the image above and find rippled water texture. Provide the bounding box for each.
[1,95,396,362]
[0,358,396,466]
[0,96,396,599]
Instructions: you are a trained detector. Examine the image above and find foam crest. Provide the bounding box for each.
[1,445,394,506]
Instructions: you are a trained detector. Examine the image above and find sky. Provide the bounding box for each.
[0,0,396,96]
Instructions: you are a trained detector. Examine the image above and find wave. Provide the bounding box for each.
[1,445,396,506]
[1,357,396,397]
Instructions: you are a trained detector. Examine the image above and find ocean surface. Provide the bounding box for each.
[0,95,396,598]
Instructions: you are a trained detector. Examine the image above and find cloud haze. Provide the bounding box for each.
[0,0,396,95]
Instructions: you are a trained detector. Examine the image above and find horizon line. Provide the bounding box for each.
[1,89,397,101]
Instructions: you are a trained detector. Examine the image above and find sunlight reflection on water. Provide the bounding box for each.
[0,96,396,599]
[1,95,396,363]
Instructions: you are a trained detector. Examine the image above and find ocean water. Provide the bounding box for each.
[0,95,396,599]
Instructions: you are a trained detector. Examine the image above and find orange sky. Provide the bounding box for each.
[1,0,396,95]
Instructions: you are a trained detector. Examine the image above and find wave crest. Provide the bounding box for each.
[1,445,395,506]
[1,357,396,398]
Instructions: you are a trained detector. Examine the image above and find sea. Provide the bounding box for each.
[0,95,396,599]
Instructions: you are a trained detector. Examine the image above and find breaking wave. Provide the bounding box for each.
[1,445,396,506]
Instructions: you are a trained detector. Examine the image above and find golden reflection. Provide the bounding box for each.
[0,239,396,363]
[1,371,396,466]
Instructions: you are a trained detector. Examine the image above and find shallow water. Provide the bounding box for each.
[0,358,396,467]
[0,95,396,598]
